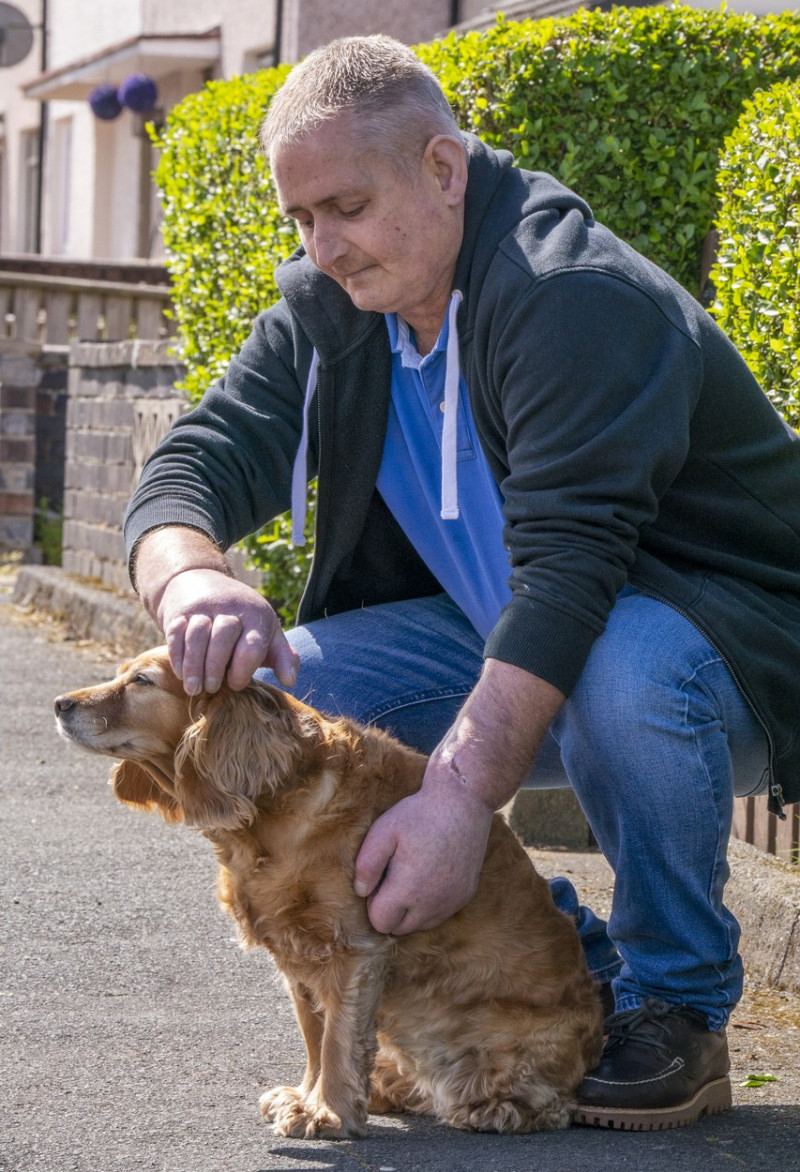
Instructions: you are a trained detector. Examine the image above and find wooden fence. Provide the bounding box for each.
[0,258,174,347]
[734,796,799,867]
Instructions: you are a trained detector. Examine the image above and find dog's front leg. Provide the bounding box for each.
[263,953,387,1140]
[259,981,323,1128]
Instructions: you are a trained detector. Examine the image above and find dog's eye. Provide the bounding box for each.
[129,673,154,686]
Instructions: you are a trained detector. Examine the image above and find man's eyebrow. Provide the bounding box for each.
[282,189,369,217]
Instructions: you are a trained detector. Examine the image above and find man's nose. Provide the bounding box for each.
[312,224,348,271]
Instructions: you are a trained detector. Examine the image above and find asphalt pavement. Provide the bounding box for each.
[2,573,800,1172]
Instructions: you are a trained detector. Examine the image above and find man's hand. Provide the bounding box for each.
[353,753,494,934]
[158,568,299,694]
[133,526,299,694]
[354,657,566,936]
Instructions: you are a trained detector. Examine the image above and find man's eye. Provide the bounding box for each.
[342,205,365,218]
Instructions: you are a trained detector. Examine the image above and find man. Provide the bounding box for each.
[125,35,800,1131]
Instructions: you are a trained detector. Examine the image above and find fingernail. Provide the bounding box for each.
[205,678,220,693]
[354,879,370,898]
[185,677,200,695]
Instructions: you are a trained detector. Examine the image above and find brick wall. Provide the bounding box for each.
[63,340,260,593]
[0,342,44,556]
[63,340,189,592]
[34,353,69,514]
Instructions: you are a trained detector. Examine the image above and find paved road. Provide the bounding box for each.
[2,594,799,1172]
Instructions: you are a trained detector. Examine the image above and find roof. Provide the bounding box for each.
[22,28,221,102]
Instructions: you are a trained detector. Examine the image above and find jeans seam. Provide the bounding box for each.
[362,685,473,726]
[682,663,739,1014]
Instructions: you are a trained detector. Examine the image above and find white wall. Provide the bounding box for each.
[0,0,45,250]
[47,0,143,71]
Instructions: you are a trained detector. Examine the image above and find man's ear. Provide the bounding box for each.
[424,134,468,206]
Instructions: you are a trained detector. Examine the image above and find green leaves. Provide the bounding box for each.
[417,6,800,293]
[149,66,295,404]
[711,79,800,427]
[154,7,800,612]
[739,1072,780,1088]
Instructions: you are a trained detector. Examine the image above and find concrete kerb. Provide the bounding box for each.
[12,562,160,656]
[10,561,800,995]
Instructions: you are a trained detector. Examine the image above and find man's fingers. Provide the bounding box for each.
[354,819,396,900]
[271,640,301,689]
[164,614,188,681]
[366,885,410,936]
[223,623,298,690]
[201,614,244,691]
[179,613,213,694]
[157,568,295,696]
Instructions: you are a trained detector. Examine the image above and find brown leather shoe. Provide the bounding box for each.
[573,998,732,1131]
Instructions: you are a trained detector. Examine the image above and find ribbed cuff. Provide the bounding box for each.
[483,595,603,697]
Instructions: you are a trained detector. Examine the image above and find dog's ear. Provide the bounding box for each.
[173,683,310,830]
[110,760,183,823]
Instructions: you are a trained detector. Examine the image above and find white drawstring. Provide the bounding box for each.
[290,348,319,546]
[291,291,462,545]
[440,290,463,520]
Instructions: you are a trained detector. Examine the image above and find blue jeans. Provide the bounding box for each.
[256,589,769,1030]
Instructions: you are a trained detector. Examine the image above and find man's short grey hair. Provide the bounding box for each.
[260,35,462,172]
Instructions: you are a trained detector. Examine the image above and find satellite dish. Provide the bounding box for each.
[0,3,34,69]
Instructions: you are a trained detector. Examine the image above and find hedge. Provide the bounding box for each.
[419,5,800,293]
[151,5,800,615]
[711,79,800,428]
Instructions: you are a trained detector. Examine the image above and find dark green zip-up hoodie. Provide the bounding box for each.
[126,135,800,813]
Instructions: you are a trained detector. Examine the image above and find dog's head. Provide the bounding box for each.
[54,646,321,830]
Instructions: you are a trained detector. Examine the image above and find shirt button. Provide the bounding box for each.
[439,400,446,412]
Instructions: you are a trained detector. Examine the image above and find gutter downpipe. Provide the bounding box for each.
[273,0,284,66]
[34,0,48,253]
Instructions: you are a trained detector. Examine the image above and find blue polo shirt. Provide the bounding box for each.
[376,311,511,639]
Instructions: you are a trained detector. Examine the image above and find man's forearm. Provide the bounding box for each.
[433,657,566,810]
[131,526,233,619]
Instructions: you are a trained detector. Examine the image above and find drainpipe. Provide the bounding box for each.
[449,1,461,27]
[273,0,284,66]
[34,0,48,253]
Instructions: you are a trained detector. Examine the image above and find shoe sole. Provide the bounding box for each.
[571,1075,733,1131]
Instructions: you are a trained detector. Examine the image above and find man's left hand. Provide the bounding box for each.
[353,753,494,934]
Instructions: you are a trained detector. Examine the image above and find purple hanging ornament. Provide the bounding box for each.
[88,83,122,121]
[118,73,159,115]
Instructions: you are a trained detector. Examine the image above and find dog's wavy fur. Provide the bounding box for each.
[55,646,603,1138]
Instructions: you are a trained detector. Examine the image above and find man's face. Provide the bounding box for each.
[272,116,466,342]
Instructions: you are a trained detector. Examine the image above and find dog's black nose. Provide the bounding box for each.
[54,696,75,714]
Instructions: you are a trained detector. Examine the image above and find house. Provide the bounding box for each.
[3,0,487,261]
[3,0,797,263]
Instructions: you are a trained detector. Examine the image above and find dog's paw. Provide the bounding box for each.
[259,1085,366,1139]
[447,1095,571,1133]
[259,1084,304,1122]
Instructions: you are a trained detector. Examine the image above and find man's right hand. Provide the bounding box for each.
[133,527,299,695]
[158,568,299,694]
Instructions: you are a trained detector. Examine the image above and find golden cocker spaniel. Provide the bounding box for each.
[54,646,603,1138]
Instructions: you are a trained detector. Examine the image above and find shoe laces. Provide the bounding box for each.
[604,998,690,1056]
